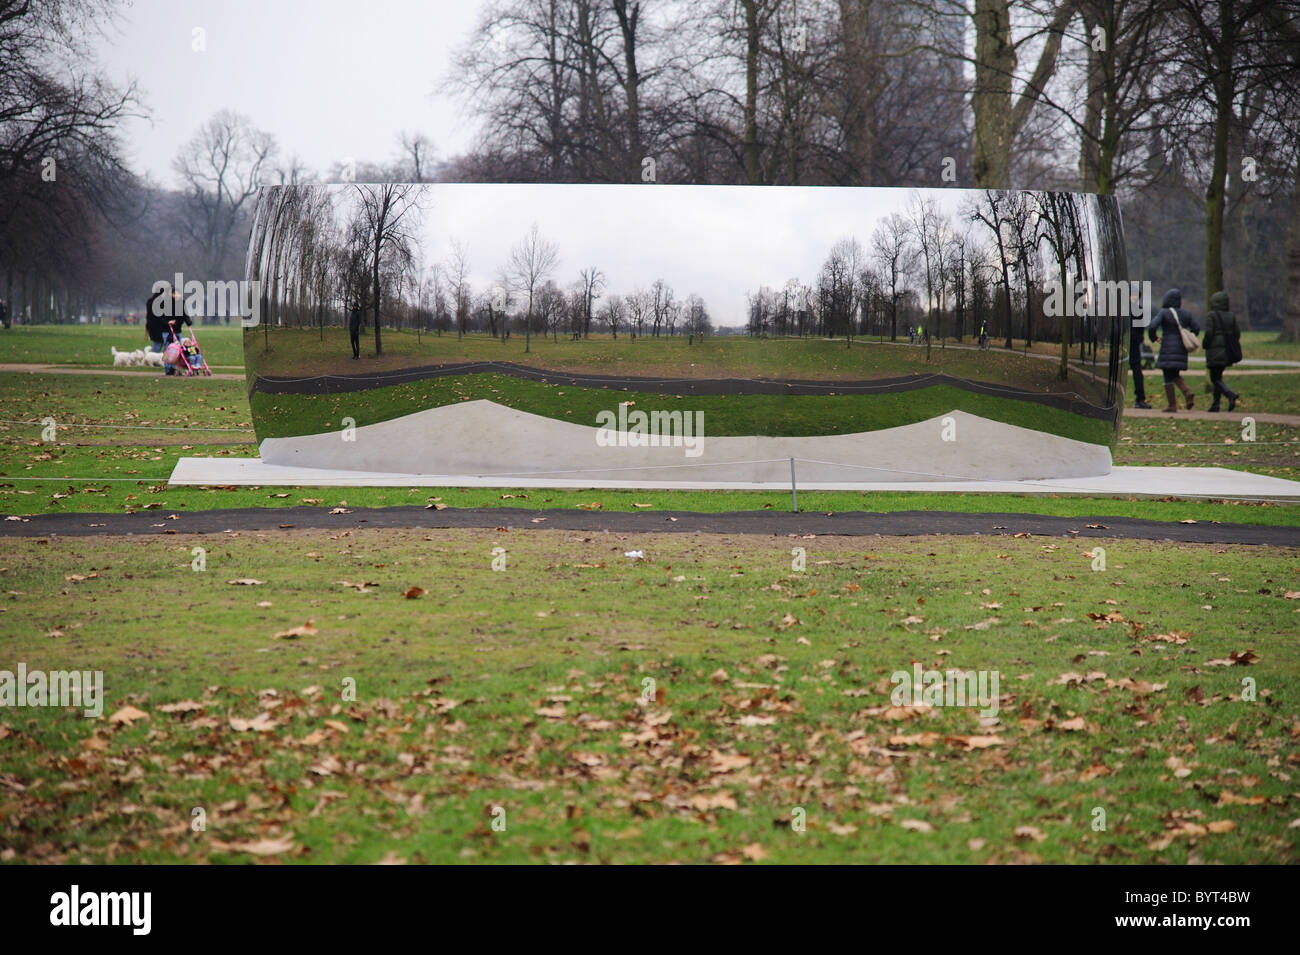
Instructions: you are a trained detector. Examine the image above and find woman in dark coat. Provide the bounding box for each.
[1203,290,1241,412]
[1148,288,1200,412]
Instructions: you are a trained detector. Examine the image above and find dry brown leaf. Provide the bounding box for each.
[108,705,148,726]
[273,621,317,639]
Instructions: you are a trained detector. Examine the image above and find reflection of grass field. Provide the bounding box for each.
[1,528,1295,863]
[1,324,246,367]
[246,328,1112,399]
[250,374,1116,446]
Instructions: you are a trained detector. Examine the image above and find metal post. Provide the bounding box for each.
[790,457,798,513]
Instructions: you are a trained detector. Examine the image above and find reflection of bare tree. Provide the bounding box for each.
[967,191,1016,349]
[508,223,560,353]
[578,266,605,338]
[871,213,914,342]
[349,183,421,356]
[650,278,673,337]
[1038,191,1080,378]
[445,240,471,338]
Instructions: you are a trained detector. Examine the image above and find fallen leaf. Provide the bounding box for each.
[108,705,148,726]
[273,621,317,640]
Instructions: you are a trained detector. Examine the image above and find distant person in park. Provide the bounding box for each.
[978,320,989,350]
[349,304,362,359]
[1129,316,1151,408]
[1203,290,1242,412]
[145,288,170,371]
[0,299,9,329]
[1149,288,1200,413]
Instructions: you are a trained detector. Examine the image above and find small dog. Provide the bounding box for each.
[141,349,164,367]
[111,346,134,367]
[129,349,146,366]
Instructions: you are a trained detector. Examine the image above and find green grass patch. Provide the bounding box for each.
[1,529,1295,863]
[0,323,246,368]
[1,442,1297,526]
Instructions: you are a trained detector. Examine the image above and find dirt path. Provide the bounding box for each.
[0,363,244,380]
[1,505,1295,545]
[1125,407,1300,425]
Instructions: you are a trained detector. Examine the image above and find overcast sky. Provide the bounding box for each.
[327,184,976,327]
[101,0,481,185]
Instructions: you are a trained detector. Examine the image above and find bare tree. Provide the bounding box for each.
[173,110,277,278]
[398,131,436,181]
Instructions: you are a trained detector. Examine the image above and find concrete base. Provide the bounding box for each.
[169,457,1300,502]
[258,400,1113,482]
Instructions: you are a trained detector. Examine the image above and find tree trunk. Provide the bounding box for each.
[1204,7,1236,312]
[743,1,762,184]
[1079,8,1105,190]
[372,236,383,356]
[972,0,1015,189]
[838,0,875,185]
[1281,160,1300,342]
[614,1,642,181]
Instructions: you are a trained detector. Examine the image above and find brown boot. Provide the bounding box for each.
[1162,383,1178,412]
[1181,381,1194,410]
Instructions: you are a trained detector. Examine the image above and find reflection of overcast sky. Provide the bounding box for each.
[387,184,976,328]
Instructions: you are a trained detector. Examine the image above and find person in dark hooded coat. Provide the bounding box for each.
[1148,288,1200,412]
[1203,290,1241,412]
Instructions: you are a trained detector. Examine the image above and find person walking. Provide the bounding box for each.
[1149,288,1200,413]
[145,288,170,373]
[1203,290,1242,412]
[349,304,362,359]
[1129,319,1151,408]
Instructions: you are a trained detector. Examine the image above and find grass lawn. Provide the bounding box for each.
[0,370,1297,521]
[1175,370,1300,416]
[1,528,1296,864]
[0,324,246,368]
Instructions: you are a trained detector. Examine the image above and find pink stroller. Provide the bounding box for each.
[164,321,212,376]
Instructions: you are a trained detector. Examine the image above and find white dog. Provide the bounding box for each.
[111,346,134,367]
[129,349,146,366]
[141,349,164,367]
